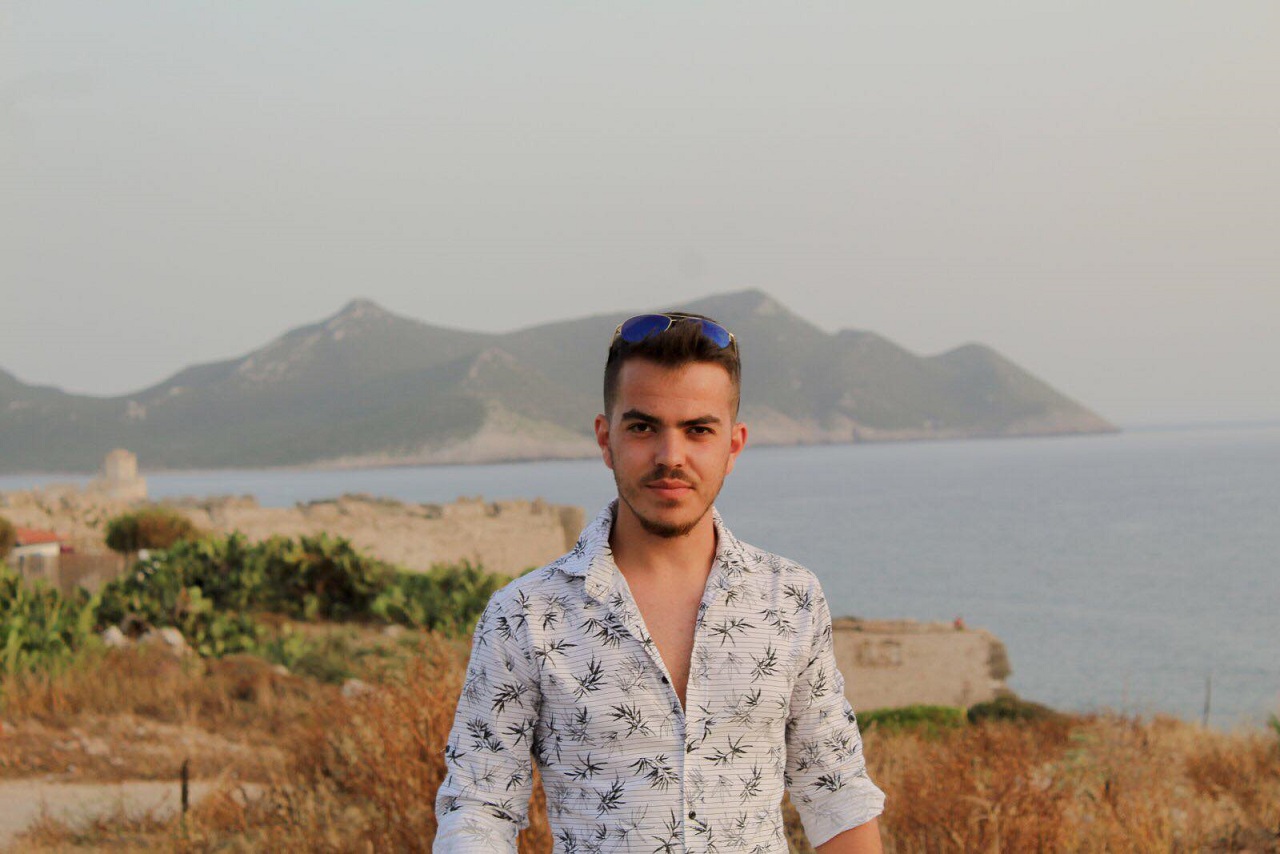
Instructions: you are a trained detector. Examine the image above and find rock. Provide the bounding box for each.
[101,626,129,648]
[341,679,374,699]
[82,738,111,757]
[206,654,303,704]
[139,627,191,657]
[381,625,405,639]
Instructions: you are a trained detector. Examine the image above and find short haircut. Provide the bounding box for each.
[603,312,742,419]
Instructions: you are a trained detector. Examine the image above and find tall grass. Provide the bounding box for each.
[11,638,1277,853]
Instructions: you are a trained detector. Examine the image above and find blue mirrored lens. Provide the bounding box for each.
[618,314,672,343]
[696,319,732,349]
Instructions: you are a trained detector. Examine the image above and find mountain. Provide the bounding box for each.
[0,291,1116,473]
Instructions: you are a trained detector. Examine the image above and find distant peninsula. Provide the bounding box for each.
[0,290,1116,474]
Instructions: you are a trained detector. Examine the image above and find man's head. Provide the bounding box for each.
[603,312,741,421]
[595,312,747,538]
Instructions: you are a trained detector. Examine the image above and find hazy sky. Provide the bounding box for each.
[4,2,1278,426]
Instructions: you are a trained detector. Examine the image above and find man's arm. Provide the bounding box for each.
[784,578,886,849]
[817,817,883,854]
[434,596,540,853]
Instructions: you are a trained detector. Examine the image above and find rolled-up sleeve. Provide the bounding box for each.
[434,595,541,853]
[785,581,886,847]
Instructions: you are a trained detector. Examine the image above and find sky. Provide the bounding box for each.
[3,2,1278,427]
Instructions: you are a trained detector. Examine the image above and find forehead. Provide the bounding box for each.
[613,359,736,418]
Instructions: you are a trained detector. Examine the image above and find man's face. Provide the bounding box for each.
[594,358,748,538]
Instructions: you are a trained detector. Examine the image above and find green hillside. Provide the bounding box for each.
[0,291,1116,474]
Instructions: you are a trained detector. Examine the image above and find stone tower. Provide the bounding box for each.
[89,449,148,501]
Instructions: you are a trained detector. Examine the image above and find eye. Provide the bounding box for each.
[627,422,654,433]
[689,425,714,436]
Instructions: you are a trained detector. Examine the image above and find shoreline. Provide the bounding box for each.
[0,424,1125,480]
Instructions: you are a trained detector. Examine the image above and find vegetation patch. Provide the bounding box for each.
[967,694,1064,725]
[0,514,15,558]
[2,530,504,683]
[860,704,967,738]
[104,508,202,554]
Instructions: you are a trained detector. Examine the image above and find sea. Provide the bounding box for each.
[5,424,1277,729]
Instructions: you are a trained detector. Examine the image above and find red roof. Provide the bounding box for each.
[14,528,62,546]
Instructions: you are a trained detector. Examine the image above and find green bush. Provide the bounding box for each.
[0,515,15,559]
[95,540,265,657]
[0,564,98,676]
[12,529,508,673]
[254,534,393,621]
[967,694,1061,724]
[371,560,508,635]
[104,507,202,553]
[173,534,265,612]
[259,625,357,684]
[860,704,967,737]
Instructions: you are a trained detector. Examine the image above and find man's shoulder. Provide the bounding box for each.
[483,551,586,614]
[731,536,827,592]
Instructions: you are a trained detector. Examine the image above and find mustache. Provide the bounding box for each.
[644,467,694,485]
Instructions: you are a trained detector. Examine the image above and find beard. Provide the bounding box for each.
[613,463,718,539]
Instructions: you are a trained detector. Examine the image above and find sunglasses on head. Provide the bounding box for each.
[612,313,738,354]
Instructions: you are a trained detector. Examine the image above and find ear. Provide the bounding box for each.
[724,421,748,476]
[594,413,614,470]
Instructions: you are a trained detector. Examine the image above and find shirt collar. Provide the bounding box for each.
[555,499,750,602]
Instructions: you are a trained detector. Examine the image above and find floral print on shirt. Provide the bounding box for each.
[434,501,885,853]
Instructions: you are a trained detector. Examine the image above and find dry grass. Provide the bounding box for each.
[2,645,322,732]
[5,636,1278,853]
[870,714,1280,852]
[1,645,328,783]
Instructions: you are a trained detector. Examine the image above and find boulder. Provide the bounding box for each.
[139,627,191,657]
[101,626,129,648]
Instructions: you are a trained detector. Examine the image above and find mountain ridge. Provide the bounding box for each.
[0,290,1117,473]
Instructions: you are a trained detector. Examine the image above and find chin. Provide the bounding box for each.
[635,513,702,539]
[631,499,711,539]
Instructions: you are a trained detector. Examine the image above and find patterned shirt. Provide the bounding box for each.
[434,501,885,853]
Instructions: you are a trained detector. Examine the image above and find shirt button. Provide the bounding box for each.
[688,810,697,820]
[660,675,669,684]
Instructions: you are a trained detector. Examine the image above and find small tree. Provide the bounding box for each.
[104,507,201,554]
[0,514,15,559]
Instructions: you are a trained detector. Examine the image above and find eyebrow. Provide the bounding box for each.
[619,409,723,428]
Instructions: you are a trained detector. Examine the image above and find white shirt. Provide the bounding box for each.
[434,501,885,853]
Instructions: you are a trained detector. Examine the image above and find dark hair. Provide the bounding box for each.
[603,312,741,418]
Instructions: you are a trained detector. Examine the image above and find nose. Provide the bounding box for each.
[653,429,686,469]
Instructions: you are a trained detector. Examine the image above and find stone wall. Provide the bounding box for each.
[832,617,1012,711]
[0,488,586,578]
[176,494,586,576]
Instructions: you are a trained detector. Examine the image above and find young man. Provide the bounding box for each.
[435,312,885,853]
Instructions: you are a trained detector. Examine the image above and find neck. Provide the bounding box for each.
[609,500,718,583]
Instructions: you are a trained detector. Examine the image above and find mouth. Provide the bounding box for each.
[645,479,694,501]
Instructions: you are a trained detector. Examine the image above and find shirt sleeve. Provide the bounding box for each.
[784,579,886,847]
[434,594,541,853]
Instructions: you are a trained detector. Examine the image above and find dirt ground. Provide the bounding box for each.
[0,779,232,850]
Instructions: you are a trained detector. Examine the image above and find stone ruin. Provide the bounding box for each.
[87,449,148,501]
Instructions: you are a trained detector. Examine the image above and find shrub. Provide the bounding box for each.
[104,507,201,553]
[95,542,265,657]
[860,705,967,738]
[259,625,357,685]
[371,560,508,635]
[0,564,98,676]
[967,694,1061,724]
[255,534,393,621]
[0,514,15,559]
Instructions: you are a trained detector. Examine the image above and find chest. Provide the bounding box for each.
[625,575,704,705]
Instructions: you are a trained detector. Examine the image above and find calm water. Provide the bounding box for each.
[7,425,1278,727]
